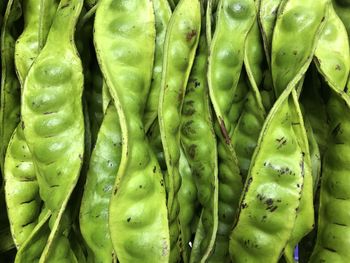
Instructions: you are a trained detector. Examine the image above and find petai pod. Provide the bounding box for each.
[80,103,121,263]
[5,0,58,249]
[158,0,201,261]
[208,0,256,144]
[0,0,22,172]
[180,24,218,263]
[309,3,350,262]
[177,149,197,263]
[21,0,85,261]
[94,0,170,262]
[143,0,171,131]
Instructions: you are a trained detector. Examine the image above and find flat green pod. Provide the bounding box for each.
[208,0,256,142]
[4,127,40,248]
[233,14,266,180]
[258,0,282,64]
[0,0,22,172]
[15,208,51,263]
[180,22,218,263]
[229,86,306,262]
[271,0,329,97]
[333,0,350,38]
[158,0,201,261]
[309,91,350,262]
[21,0,85,261]
[4,0,58,249]
[314,3,350,96]
[143,0,171,131]
[207,132,242,263]
[80,103,121,263]
[94,0,170,262]
[178,149,197,263]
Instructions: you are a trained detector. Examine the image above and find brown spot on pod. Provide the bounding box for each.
[219,118,231,144]
[186,30,197,41]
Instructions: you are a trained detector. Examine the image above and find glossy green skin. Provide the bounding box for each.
[233,17,266,180]
[143,0,171,131]
[158,0,201,261]
[309,5,350,261]
[178,149,197,263]
[21,0,84,262]
[147,120,166,171]
[258,0,280,110]
[94,1,170,262]
[208,133,242,263]
[309,93,350,262]
[258,0,282,64]
[314,4,350,96]
[0,0,21,172]
[208,0,256,142]
[271,0,328,97]
[14,0,40,85]
[229,87,306,262]
[15,209,51,263]
[80,104,121,263]
[180,30,218,263]
[4,127,40,248]
[22,0,84,214]
[333,0,350,38]
[4,0,57,249]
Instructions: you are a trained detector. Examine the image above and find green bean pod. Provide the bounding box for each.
[333,0,350,38]
[258,0,282,65]
[0,0,22,172]
[143,0,171,131]
[158,0,201,261]
[233,16,266,180]
[4,0,58,249]
[94,1,170,262]
[80,103,121,263]
[271,0,329,97]
[229,87,307,262]
[314,3,350,96]
[180,26,218,262]
[21,0,84,261]
[14,208,51,263]
[178,149,197,263]
[207,133,242,263]
[309,93,350,262]
[309,4,350,262]
[208,0,256,143]
[4,127,40,248]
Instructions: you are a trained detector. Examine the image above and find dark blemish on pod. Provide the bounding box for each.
[219,118,231,144]
[291,122,300,126]
[324,247,336,253]
[293,50,298,55]
[241,203,248,209]
[51,185,59,188]
[182,100,195,115]
[344,86,348,93]
[139,185,142,189]
[127,217,131,222]
[335,64,341,71]
[332,123,341,136]
[61,3,69,9]
[334,222,347,227]
[194,80,200,88]
[186,30,197,41]
[188,144,197,159]
[160,179,164,187]
[114,188,117,195]
[261,215,267,222]
[182,120,196,136]
[178,90,184,102]
[21,121,25,129]
[265,198,273,206]
[153,166,156,173]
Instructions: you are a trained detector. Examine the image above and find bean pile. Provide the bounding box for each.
[0,0,349,262]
